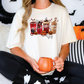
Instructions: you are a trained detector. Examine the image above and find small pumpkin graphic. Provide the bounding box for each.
[41,31,47,36]
[38,57,53,72]
[73,26,84,40]
[34,32,38,35]
[48,31,53,35]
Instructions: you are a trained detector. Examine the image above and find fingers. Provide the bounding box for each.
[33,65,46,74]
[54,57,64,72]
[57,68,64,72]
[34,67,47,74]
[54,57,58,61]
[54,65,64,72]
[32,60,46,74]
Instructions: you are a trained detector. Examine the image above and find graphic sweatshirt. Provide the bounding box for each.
[6,3,77,75]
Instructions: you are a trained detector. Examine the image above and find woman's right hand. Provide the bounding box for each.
[29,57,46,74]
[10,47,46,74]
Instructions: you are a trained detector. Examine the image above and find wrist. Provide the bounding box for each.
[59,55,66,62]
[28,57,33,64]
[24,55,32,63]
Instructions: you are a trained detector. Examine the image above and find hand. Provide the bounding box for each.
[53,57,64,72]
[29,58,46,74]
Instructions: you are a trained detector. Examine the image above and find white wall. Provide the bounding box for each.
[1,0,84,26]
[61,0,84,26]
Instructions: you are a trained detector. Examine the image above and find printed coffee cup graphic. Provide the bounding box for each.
[30,17,58,39]
[51,18,58,34]
[43,18,50,33]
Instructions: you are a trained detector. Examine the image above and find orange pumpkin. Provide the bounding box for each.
[74,26,84,40]
[38,57,53,72]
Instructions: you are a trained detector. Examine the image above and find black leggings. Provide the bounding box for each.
[0,51,84,84]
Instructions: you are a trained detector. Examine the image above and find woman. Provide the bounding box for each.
[0,0,84,84]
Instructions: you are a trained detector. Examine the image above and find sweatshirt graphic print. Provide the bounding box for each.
[30,17,58,39]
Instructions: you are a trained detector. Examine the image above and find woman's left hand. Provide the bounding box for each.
[53,57,64,72]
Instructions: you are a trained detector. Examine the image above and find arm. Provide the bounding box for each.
[10,47,31,62]
[10,47,46,74]
[59,43,70,61]
[54,43,70,72]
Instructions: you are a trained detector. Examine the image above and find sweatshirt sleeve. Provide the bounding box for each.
[6,8,25,49]
[61,8,77,45]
